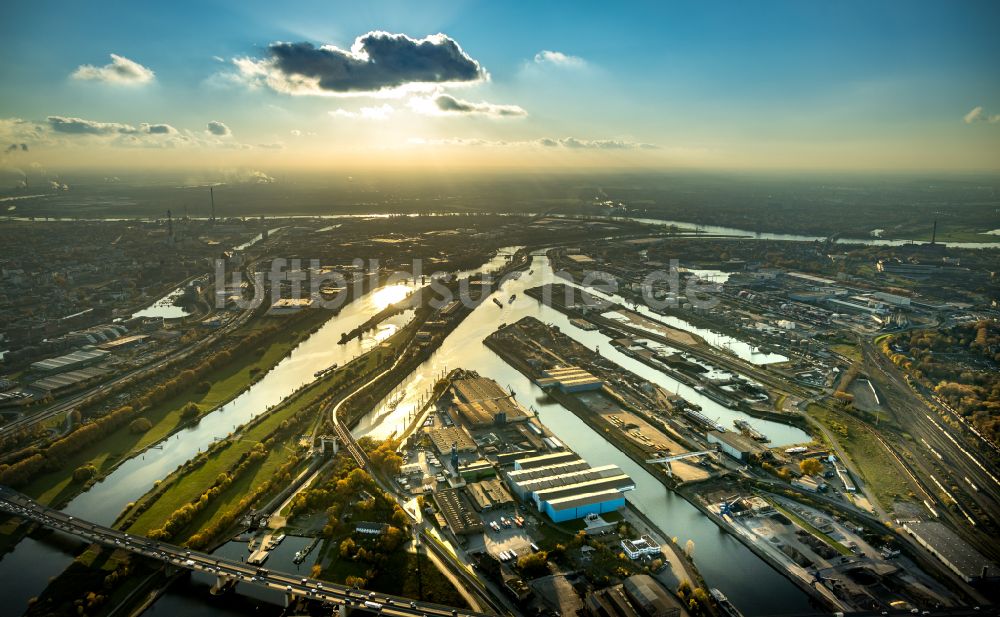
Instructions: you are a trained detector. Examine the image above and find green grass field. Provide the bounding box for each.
[829,343,861,364]
[20,314,330,508]
[807,404,916,508]
[124,383,318,535]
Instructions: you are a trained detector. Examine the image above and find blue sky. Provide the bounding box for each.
[1,0,999,171]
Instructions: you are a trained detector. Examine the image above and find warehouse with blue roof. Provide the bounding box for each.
[506,452,633,522]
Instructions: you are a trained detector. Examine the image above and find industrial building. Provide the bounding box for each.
[707,430,757,462]
[458,459,495,482]
[465,478,514,512]
[30,348,110,374]
[536,366,604,393]
[31,367,110,393]
[621,535,661,560]
[903,521,998,582]
[506,460,594,499]
[509,463,621,499]
[544,489,626,523]
[98,334,150,351]
[791,475,826,493]
[532,474,635,511]
[427,425,478,456]
[448,376,530,428]
[496,449,537,467]
[432,488,483,536]
[513,451,581,471]
[267,298,314,315]
[623,574,682,617]
[505,451,632,522]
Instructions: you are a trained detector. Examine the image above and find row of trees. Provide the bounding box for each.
[0,403,139,487]
[888,320,1000,444]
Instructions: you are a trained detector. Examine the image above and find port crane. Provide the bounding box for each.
[646,449,718,477]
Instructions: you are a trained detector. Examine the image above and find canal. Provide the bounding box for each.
[353,253,816,615]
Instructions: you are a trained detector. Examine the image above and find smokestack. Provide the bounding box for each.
[931,220,937,245]
[167,209,173,241]
[210,187,216,223]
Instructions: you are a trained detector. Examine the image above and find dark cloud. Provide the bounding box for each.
[239,32,486,94]
[432,94,526,117]
[48,116,134,135]
[47,116,176,136]
[207,120,231,136]
[5,143,28,153]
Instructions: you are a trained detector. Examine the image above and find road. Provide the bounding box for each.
[0,487,489,617]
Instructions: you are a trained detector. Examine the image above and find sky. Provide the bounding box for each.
[1,0,999,175]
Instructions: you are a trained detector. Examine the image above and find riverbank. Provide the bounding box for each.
[484,320,839,612]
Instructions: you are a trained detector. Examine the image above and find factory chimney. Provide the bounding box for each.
[210,187,216,223]
[931,220,937,245]
[166,209,174,245]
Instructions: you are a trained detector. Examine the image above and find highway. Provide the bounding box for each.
[0,486,490,617]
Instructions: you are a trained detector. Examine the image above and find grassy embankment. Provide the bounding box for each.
[829,343,862,364]
[20,311,334,509]
[121,350,384,540]
[806,403,916,507]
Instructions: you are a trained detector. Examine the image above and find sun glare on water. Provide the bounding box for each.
[371,284,412,311]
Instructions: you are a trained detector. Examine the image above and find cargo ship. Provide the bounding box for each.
[710,589,745,617]
[314,363,338,378]
[734,419,769,442]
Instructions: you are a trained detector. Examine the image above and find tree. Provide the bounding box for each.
[799,458,824,476]
[684,539,695,557]
[72,464,96,482]
[129,418,152,434]
[339,538,356,558]
[181,402,200,419]
[516,551,549,578]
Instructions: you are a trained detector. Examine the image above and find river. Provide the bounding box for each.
[0,249,816,616]
[0,249,518,616]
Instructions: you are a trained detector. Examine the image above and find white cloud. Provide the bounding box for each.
[207,120,231,136]
[406,136,657,149]
[409,94,527,118]
[964,106,1000,124]
[533,50,585,67]
[71,54,155,85]
[330,104,395,120]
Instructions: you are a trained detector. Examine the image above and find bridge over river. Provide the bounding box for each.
[0,486,489,617]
